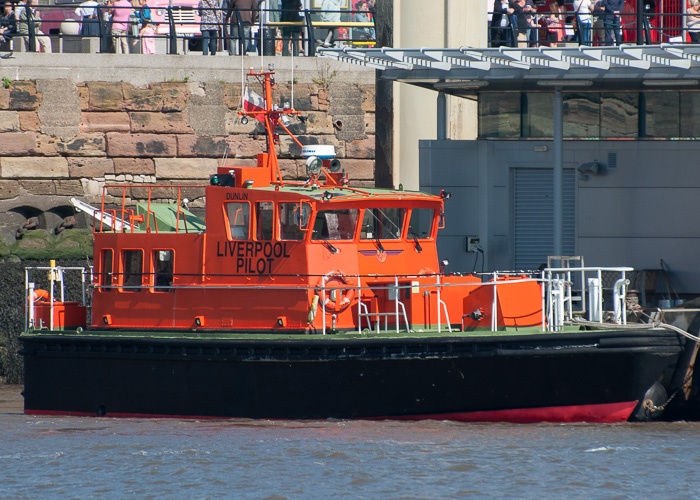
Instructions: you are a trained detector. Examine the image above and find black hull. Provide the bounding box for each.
[20,329,685,423]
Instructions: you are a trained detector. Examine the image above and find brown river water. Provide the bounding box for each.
[2,384,700,499]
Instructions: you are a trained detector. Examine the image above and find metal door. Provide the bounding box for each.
[513,168,575,270]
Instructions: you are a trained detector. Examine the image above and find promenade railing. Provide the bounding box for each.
[10,5,700,55]
[7,4,375,55]
[489,8,694,48]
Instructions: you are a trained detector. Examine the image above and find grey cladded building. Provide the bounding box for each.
[322,45,700,298]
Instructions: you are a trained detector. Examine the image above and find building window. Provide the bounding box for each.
[122,249,143,291]
[227,202,250,240]
[476,91,689,139]
[680,92,700,138]
[522,92,553,138]
[478,92,521,138]
[153,249,174,292]
[564,93,600,138]
[601,92,638,138]
[643,91,680,138]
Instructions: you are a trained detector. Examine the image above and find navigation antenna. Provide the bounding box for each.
[219,145,230,169]
[239,70,303,187]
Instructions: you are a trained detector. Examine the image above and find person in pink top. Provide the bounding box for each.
[138,18,155,53]
[110,0,132,53]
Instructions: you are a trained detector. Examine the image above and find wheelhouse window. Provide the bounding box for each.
[100,249,113,288]
[361,208,405,240]
[256,201,274,240]
[122,249,143,291]
[279,202,311,241]
[408,208,435,239]
[227,202,250,240]
[153,249,174,292]
[312,209,358,240]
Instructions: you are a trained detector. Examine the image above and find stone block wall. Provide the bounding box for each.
[0,78,376,217]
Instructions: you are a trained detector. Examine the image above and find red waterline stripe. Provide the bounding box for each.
[25,401,639,423]
[377,401,639,424]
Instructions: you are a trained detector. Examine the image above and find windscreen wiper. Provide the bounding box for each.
[374,236,385,253]
[409,229,423,253]
[313,230,339,254]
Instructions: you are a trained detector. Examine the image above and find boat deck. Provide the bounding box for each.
[21,324,628,341]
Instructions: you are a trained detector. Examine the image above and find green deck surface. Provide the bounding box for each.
[136,203,206,233]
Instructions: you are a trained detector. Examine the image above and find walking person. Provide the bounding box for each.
[280,0,302,55]
[319,0,341,48]
[18,0,51,52]
[574,0,593,45]
[511,0,529,48]
[0,2,17,46]
[491,0,511,47]
[689,0,700,43]
[545,0,566,47]
[110,0,132,53]
[225,0,256,55]
[603,0,624,46]
[75,0,100,38]
[198,0,222,55]
[137,17,155,53]
[352,0,371,42]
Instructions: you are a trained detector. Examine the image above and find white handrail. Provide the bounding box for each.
[26,264,635,334]
[24,266,91,331]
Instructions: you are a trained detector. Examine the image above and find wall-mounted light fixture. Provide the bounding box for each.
[578,161,603,180]
[578,162,600,175]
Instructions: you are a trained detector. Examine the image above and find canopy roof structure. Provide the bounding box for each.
[319,45,700,257]
[318,45,700,94]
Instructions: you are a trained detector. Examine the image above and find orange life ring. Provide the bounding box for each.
[316,270,356,313]
[29,289,49,302]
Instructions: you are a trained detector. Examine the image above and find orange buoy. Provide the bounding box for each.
[29,289,50,302]
[316,271,356,313]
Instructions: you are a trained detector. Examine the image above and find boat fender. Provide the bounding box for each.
[308,294,320,323]
[316,270,356,313]
[28,289,49,303]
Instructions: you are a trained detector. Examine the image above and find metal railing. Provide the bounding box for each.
[27,260,642,335]
[25,264,91,331]
[543,266,633,330]
[85,184,206,234]
[14,5,700,54]
[8,5,375,55]
[490,9,698,48]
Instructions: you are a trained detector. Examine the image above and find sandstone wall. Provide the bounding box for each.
[0,78,375,246]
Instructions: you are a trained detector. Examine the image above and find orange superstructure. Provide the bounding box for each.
[87,70,544,334]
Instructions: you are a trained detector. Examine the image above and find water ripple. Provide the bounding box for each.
[1,392,700,498]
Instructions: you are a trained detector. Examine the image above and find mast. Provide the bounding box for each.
[239,69,303,187]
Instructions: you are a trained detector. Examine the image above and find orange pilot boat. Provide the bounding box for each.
[19,70,692,423]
